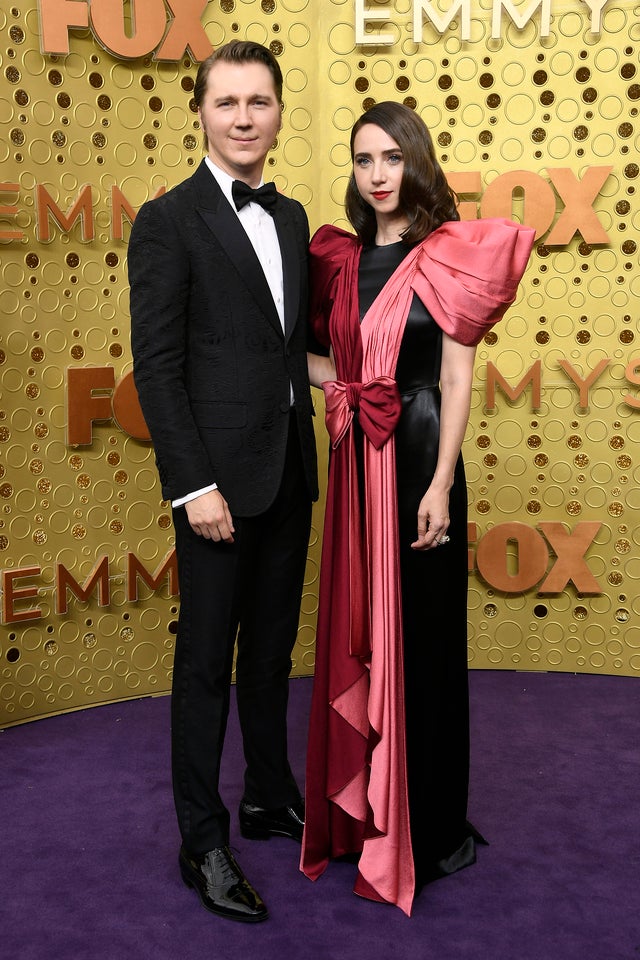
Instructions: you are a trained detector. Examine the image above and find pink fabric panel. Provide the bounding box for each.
[411,218,536,345]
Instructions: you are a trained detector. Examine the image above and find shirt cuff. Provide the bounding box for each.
[172,483,218,508]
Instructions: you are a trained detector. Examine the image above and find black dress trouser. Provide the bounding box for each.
[170,415,312,855]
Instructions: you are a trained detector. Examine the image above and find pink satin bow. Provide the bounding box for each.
[323,376,402,450]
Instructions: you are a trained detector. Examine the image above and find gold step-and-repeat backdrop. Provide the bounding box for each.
[1,0,639,726]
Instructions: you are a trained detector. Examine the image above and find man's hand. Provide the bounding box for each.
[185,490,235,543]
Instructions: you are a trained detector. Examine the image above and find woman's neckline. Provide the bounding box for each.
[368,238,407,249]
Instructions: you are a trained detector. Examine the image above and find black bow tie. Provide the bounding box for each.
[232,180,277,214]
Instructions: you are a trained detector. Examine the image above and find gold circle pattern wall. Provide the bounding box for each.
[1,0,639,725]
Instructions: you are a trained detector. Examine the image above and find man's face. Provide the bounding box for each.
[198,60,282,186]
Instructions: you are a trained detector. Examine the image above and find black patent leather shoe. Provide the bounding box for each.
[239,798,305,842]
[179,845,268,922]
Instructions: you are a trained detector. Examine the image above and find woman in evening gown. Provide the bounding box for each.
[301,102,534,915]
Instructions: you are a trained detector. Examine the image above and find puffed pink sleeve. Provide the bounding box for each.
[411,218,536,346]
[309,224,359,349]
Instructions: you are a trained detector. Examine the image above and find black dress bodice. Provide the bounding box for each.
[358,241,446,491]
[358,241,442,393]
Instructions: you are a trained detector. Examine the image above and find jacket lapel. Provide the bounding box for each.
[272,202,300,344]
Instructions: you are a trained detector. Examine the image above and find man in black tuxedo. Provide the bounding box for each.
[128,41,318,923]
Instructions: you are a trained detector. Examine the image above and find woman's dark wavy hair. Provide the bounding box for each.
[194,40,283,151]
[345,101,459,245]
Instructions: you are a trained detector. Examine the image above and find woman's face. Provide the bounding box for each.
[352,123,405,217]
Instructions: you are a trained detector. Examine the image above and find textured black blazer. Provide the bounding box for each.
[128,159,318,515]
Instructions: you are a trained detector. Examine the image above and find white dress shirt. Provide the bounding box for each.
[172,159,286,508]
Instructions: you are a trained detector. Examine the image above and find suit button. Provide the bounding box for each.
[280,401,289,413]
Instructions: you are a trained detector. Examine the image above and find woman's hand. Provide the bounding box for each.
[411,484,450,551]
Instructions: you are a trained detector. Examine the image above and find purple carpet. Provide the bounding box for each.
[1,671,638,960]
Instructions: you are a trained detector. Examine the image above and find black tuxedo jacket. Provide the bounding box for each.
[128,159,318,515]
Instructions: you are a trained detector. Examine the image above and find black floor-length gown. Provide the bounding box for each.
[302,218,534,913]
